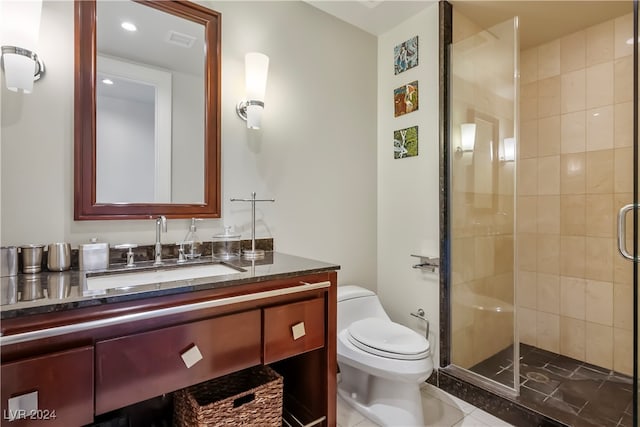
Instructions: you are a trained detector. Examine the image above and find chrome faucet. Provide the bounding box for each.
[154,215,167,266]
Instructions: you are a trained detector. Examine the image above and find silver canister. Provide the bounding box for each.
[20,244,45,274]
[1,246,18,277]
[47,243,71,271]
[47,272,71,299]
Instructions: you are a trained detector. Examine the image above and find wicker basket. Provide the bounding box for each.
[173,365,283,427]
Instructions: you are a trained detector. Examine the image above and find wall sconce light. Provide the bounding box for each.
[0,0,45,93]
[500,137,516,162]
[236,52,269,130]
[456,123,476,154]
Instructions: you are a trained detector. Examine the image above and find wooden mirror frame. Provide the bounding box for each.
[74,0,221,220]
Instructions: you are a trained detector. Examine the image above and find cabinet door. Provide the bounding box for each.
[263,297,325,364]
[1,346,94,427]
[95,309,261,415]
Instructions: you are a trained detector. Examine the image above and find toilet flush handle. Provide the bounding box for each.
[410,309,429,341]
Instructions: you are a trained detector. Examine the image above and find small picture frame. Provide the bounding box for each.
[394,36,418,75]
[393,126,418,159]
[394,80,418,117]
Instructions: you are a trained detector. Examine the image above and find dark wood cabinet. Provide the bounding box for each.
[1,346,94,427]
[0,271,337,427]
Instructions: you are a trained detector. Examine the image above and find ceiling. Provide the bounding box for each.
[304,0,435,35]
[305,0,632,49]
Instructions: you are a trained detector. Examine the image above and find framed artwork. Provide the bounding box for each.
[393,126,418,159]
[394,36,418,75]
[394,80,418,117]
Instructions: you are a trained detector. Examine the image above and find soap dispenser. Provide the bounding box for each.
[183,218,202,259]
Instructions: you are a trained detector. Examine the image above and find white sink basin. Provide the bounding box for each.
[85,263,242,291]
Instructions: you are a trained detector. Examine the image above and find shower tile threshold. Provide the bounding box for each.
[470,344,633,427]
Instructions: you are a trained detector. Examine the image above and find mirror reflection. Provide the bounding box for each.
[96,0,205,204]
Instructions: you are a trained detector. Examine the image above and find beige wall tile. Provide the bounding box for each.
[560,316,586,361]
[614,147,633,194]
[560,153,586,194]
[586,150,614,194]
[586,62,614,109]
[537,273,560,314]
[518,270,538,310]
[517,233,537,272]
[561,30,586,73]
[585,194,614,238]
[520,119,539,159]
[521,82,538,121]
[538,116,561,156]
[614,56,633,104]
[561,111,586,154]
[613,283,633,330]
[519,307,537,346]
[614,13,633,59]
[585,279,613,326]
[517,196,537,233]
[538,40,561,79]
[560,276,586,320]
[538,155,560,195]
[586,20,614,66]
[521,48,538,85]
[519,158,538,195]
[537,312,560,353]
[585,322,613,369]
[561,70,586,114]
[614,327,633,375]
[585,237,614,282]
[586,106,614,152]
[537,234,560,275]
[561,195,586,236]
[538,195,560,234]
[538,77,561,118]
[614,102,633,148]
[474,236,496,279]
[561,235,585,278]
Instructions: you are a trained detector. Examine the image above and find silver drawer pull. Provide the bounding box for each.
[291,322,306,340]
[180,344,203,369]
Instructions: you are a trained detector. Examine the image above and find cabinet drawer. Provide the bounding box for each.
[1,346,94,427]
[95,309,261,415]
[263,297,325,364]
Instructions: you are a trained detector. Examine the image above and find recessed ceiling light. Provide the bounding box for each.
[102,78,114,85]
[121,21,137,32]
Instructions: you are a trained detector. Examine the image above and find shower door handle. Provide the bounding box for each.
[617,203,638,261]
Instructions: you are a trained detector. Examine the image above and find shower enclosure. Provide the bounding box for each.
[441,1,638,426]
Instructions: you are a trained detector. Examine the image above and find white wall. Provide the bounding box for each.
[376,4,441,366]
[0,0,378,287]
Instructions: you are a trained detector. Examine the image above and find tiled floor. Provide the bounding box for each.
[337,383,515,427]
[471,343,634,427]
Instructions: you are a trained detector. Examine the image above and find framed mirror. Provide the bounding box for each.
[74,0,221,220]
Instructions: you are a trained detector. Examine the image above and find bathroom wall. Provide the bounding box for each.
[516,13,634,375]
[376,4,441,367]
[0,1,378,286]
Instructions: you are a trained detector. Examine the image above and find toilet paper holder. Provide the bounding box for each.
[411,254,439,272]
[410,308,429,340]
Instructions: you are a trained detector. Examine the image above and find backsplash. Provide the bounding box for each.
[6,239,274,273]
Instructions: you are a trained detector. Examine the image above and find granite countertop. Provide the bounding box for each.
[0,252,340,320]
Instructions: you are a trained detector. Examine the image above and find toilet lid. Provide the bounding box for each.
[347,318,430,360]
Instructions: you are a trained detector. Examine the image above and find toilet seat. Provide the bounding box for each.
[347,318,430,360]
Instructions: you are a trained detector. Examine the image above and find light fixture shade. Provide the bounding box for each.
[243,52,269,129]
[460,123,476,151]
[0,0,43,93]
[502,137,516,162]
[2,52,37,93]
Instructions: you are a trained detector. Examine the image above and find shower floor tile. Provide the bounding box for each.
[470,344,633,427]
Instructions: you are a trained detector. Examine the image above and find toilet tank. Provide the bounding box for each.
[337,285,390,332]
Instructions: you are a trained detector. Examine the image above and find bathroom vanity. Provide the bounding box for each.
[0,253,338,426]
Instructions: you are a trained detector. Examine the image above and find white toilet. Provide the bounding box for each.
[337,285,434,426]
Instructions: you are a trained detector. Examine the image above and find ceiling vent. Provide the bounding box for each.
[165,30,196,48]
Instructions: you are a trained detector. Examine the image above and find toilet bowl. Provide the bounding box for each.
[337,285,433,426]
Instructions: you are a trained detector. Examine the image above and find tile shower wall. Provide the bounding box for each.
[517,13,634,376]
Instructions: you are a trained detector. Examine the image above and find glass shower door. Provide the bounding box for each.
[449,14,519,393]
